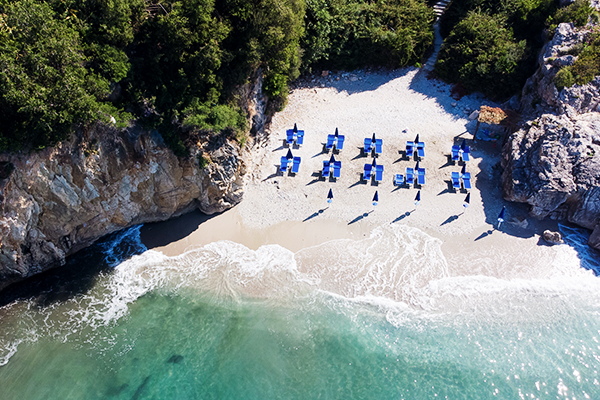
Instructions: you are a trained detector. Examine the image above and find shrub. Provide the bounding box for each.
[554,66,575,90]
[547,0,598,30]
[182,100,247,134]
[435,12,529,100]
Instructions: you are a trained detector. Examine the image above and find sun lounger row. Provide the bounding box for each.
[364,137,383,156]
[364,163,384,181]
[280,156,301,173]
[451,140,470,162]
[286,129,304,146]
[395,167,425,186]
[451,171,471,190]
[326,134,345,151]
[323,160,342,178]
[406,141,425,158]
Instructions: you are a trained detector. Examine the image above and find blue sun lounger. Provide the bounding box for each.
[406,167,414,185]
[394,174,404,186]
[286,129,295,144]
[280,156,289,172]
[417,168,425,185]
[374,139,383,155]
[291,157,301,173]
[322,160,331,177]
[462,172,472,189]
[336,135,345,150]
[462,146,470,162]
[364,138,373,154]
[417,142,425,158]
[326,134,336,150]
[296,130,304,145]
[375,165,384,182]
[333,161,341,178]
[364,163,373,180]
[451,172,461,189]
[451,145,460,162]
[406,141,414,158]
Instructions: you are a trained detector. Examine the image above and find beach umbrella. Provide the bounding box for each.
[293,123,298,133]
[414,134,419,143]
[461,164,466,176]
[497,206,506,228]
[463,193,470,208]
[414,190,421,206]
[372,158,377,166]
[372,133,376,143]
[372,191,379,206]
[329,154,336,164]
[286,149,294,159]
[415,161,420,170]
[334,127,339,137]
[327,188,333,204]
[461,139,466,151]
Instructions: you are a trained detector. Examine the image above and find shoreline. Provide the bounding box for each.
[139,68,574,271]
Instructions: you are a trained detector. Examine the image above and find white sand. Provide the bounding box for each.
[157,68,554,258]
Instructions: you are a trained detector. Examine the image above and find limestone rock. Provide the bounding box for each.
[502,113,600,224]
[0,123,245,290]
[543,230,563,245]
[588,223,600,251]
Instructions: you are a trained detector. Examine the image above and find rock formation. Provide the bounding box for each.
[503,21,600,250]
[0,123,244,290]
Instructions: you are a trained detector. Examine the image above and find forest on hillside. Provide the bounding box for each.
[0,0,597,153]
[0,0,434,152]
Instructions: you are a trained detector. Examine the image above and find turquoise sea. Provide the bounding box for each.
[1,223,600,399]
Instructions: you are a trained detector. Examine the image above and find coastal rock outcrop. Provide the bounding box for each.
[0,123,244,290]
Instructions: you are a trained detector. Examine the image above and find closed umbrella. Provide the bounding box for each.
[414,190,421,206]
[463,193,470,208]
[286,149,293,159]
[373,191,379,206]
[334,127,339,137]
[327,188,333,204]
[497,206,506,228]
[293,123,298,133]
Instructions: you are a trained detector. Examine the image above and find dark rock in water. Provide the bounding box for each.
[588,224,600,251]
[132,376,150,400]
[167,354,184,364]
[543,230,563,245]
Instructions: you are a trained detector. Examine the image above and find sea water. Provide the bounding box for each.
[0,224,599,399]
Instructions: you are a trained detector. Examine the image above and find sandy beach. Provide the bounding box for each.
[147,67,559,262]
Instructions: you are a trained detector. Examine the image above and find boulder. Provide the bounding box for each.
[543,230,563,245]
[589,223,600,251]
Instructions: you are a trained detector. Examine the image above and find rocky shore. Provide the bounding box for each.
[502,22,600,251]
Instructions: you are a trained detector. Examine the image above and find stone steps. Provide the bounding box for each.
[419,0,452,73]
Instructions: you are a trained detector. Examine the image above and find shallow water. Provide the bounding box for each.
[1,224,599,399]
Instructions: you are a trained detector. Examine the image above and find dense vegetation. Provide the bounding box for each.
[435,0,599,100]
[435,0,558,100]
[0,0,433,153]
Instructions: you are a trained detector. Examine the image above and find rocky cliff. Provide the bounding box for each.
[503,21,600,250]
[0,123,245,291]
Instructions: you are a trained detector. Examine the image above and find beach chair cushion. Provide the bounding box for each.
[462,146,470,162]
[451,145,460,161]
[333,161,341,178]
[451,171,461,189]
[417,168,425,185]
[374,139,383,155]
[364,163,373,180]
[375,165,384,182]
[417,142,425,158]
[364,138,372,153]
[462,172,472,189]
[322,160,330,177]
[406,141,414,156]
[280,157,289,172]
[336,135,345,150]
[296,130,304,145]
[406,167,414,185]
[291,156,301,173]
[394,174,404,186]
[326,134,335,149]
